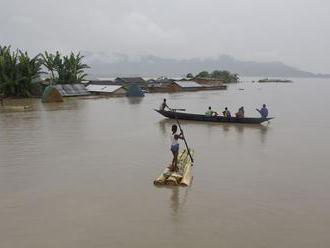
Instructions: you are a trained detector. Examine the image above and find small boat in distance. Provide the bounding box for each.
[258,78,292,83]
[155,109,273,124]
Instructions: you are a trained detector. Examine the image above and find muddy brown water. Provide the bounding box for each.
[1,78,330,248]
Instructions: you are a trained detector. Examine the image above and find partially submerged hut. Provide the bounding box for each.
[86,85,127,96]
[42,86,64,103]
[114,77,147,88]
[146,78,178,93]
[55,84,90,97]
[126,84,145,97]
[167,81,227,92]
[193,78,224,85]
[169,81,204,92]
[192,78,227,89]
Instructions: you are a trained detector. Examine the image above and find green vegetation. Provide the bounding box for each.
[195,70,239,83]
[186,73,194,79]
[0,46,42,98]
[41,51,89,84]
[0,45,90,98]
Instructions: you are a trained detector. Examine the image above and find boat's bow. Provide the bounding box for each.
[154,109,174,118]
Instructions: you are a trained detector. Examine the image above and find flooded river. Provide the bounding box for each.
[1,78,330,248]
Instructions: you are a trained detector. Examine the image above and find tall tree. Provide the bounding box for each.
[186,73,194,78]
[196,71,209,78]
[196,70,239,83]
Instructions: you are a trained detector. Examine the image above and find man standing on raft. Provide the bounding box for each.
[169,124,183,172]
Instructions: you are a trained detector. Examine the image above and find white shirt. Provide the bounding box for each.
[171,133,179,146]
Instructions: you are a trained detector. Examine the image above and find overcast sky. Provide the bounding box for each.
[1,0,329,73]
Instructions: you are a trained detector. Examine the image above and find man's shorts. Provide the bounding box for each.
[170,144,179,153]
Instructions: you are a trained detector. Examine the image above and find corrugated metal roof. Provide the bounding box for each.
[88,80,114,85]
[55,84,90,96]
[115,77,145,84]
[174,81,203,88]
[86,85,123,93]
[97,77,116,81]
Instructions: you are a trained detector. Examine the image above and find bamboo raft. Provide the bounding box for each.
[154,149,193,187]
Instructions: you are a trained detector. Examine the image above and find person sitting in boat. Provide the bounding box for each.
[256,104,268,118]
[235,106,245,118]
[169,124,183,172]
[205,106,217,116]
[222,107,231,118]
[160,98,169,111]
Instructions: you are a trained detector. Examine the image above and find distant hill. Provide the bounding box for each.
[83,52,330,78]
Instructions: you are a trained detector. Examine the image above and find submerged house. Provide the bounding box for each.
[193,78,227,90]
[42,86,64,103]
[169,81,204,92]
[55,84,90,97]
[126,84,145,97]
[168,81,227,92]
[193,78,225,85]
[169,81,227,92]
[114,77,147,88]
[86,85,127,96]
[146,78,176,92]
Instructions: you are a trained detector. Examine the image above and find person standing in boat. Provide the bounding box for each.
[160,98,169,111]
[256,104,268,118]
[169,124,183,172]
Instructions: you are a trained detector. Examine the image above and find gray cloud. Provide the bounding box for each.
[1,0,329,73]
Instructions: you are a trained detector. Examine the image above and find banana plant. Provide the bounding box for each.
[0,46,42,97]
[41,51,89,84]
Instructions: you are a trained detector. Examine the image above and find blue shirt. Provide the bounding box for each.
[258,107,268,118]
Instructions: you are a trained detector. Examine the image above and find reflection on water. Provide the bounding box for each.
[154,185,192,223]
[127,97,144,104]
[170,187,180,215]
[158,119,169,135]
[0,98,35,113]
[169,186,191,219]
[40,98,82,112]
[158,118,270,143]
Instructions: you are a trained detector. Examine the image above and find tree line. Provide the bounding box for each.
[0,46,89,98]
[187,70,239,83]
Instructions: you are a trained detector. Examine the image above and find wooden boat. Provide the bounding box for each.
[154,149,193,187]
[155,109,273,124]
[258,78,292,83]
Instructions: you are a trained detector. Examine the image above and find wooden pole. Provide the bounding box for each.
[170,108,194,164]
